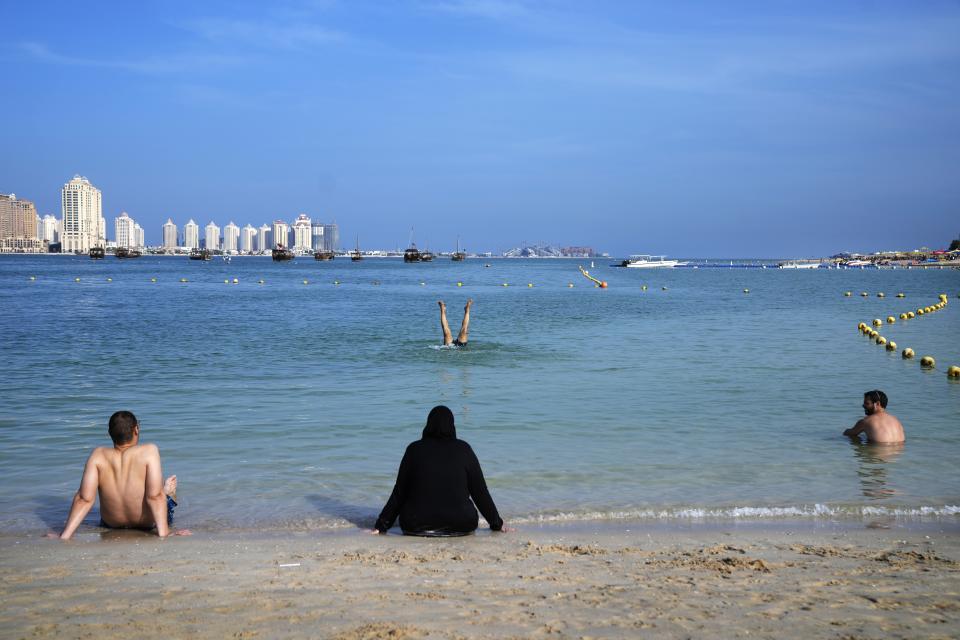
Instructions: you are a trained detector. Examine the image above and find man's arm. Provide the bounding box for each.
[843,418,868,439]
[60,453,99,540]
[143,445,170,537]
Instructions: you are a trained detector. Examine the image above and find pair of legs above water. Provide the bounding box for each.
[439,299,471,346]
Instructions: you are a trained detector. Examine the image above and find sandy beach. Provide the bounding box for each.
[2,521,958,639]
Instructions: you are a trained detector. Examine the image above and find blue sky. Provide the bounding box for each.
[2,0,958,256]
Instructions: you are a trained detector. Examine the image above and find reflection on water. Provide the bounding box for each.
[851,441,904,500]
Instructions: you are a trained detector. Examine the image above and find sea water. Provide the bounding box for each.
[1,255,958,534]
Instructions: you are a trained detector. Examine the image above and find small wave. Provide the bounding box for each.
[510,504,960,524]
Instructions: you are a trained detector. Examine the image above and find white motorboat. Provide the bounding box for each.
[776,261,821,269]
[621,255,687,268]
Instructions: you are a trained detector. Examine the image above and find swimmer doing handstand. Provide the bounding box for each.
[439,299,471,347]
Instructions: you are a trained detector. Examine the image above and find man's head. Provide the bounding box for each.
[108,410,139,445]
[862,390,888,415]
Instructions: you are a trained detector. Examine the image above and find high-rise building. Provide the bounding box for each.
[0,193,43,253]
[41,215,60,244]
[322,223,339,252]
[258,224,271,253]
[134,223,144,249]
[292,214,311,252]
[223,221,240,253]
[272,220,290,249]
[184,219,199,249]
[61,175,103,252]
[241,224,257,254]
[311,220,325,251]
[162,219,177,249]
[205,221,220,251]
[114,211,136,248]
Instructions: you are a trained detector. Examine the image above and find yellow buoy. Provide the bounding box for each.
[917,309,925,315]
[420,282,425,286]
[180,278,188,283]
[886,341,897,351]
[872,319,882,327]
[527,283,533,288]
[920,355,935,368]
[662,286,668,291]
[333,280,340,285]
[303,279,309,285]
[886,316,895,324]
[843,291,851,297]
[902,348,914,359]
[151,277,157,283]
[896,293,904,298]
[106,277,112,282]
[568,283,574,288]
[947,365,960,379]
[457,282,463,287]
[860,292,868,297]
[641,285,648,291]
[224,279,229,284]
[857,322,867,331]
[899,313,907,320]
[74,277,80,282]
[877,292,885,298]
[502,283,508,287]
[743,289,749,294]
[29,276,36,281]
[876,336,886,345]
[258,279,265,285]
[868,329,878,338]
[232,278,239,284]
[907,311,915,319]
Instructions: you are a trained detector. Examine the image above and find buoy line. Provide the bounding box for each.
[856,293,954,379]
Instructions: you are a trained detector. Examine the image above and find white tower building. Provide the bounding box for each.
[223,221,240,253]
[162,219,177,249]
[272,220,290,249]
[183,219,199,250]
[205,221,221,251]
[258,224,271,253]
[114,212,136,248]
[42,215,60,244]
[241,224,257,254]
[60,175,103,252]
[292,214,311,252]
[134,223,144,249]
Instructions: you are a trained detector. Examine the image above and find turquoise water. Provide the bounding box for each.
[1,255,958,534]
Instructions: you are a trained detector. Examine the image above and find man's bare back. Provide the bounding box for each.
[843,391,905,444]
[58,411,189,539]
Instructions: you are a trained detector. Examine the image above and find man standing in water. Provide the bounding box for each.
[843,390,906,444]
[58,411,189,539]
[439,299,472,347]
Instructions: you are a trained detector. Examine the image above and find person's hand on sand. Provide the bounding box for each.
[162,529,192,537]
[369,529,383,535]
[498,525,515,533]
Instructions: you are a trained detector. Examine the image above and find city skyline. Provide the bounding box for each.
[3,2,958,256]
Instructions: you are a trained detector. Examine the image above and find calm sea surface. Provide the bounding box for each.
[1,255,958,534]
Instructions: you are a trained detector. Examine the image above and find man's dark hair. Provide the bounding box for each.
[108,410,139,445]
[864,390,888,408]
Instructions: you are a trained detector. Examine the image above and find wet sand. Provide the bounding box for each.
[1,521,958,639]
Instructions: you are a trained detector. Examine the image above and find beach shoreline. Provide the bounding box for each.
[3,518,958,639]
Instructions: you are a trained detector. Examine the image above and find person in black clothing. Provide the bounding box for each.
[373,406,505,536]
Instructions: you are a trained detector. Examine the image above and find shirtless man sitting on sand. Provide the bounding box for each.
[58,411,190,539]
[843,390,905,444]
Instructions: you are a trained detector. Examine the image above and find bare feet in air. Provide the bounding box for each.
[164,475,177,501]
[465,298,473,311]
[438,300,445,311]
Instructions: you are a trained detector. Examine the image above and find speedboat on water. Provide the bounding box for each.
[620,255,687,268]
[776,261,821,269]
